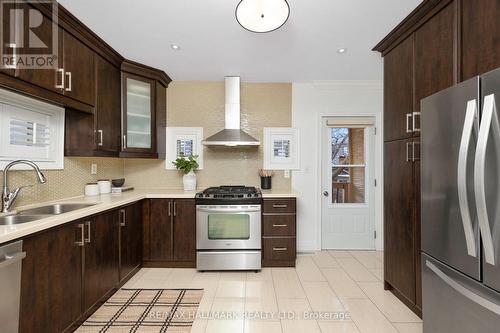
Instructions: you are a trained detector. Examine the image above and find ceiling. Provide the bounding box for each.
[57,0,421,82]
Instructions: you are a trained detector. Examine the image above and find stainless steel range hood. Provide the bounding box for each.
[202,76,260,147]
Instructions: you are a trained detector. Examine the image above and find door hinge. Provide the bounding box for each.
[374,230,377,239]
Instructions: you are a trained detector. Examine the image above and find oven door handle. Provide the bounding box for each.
[196,206,261,213]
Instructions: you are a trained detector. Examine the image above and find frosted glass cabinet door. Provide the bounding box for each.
[123,75,155,151]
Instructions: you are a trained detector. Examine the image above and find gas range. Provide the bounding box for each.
[195,185,262,205]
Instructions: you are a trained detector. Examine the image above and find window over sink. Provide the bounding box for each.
[0,89,65,170]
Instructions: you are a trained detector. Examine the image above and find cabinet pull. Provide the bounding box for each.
[84,221,91,243]
[412,112,421,132]
[168,201,172,216]
[273,224,287,227]
[406,142,412,162]
[273,247,288,251]
[65,71,72,91]
[122,135,127,149]
[173,201,177,216]
[55,68,64,89]
[75,223,84,246]
[120,209,126,227]
[406,113,413,133]
[272,204,287,208]
[97,130,103,146]
[412,142,420,162]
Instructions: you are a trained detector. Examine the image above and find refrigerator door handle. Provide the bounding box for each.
[457,100,478,257]
[474,94,498,265]
[426,260,500,315]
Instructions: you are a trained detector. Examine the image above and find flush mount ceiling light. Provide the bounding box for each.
[236,0,290,33]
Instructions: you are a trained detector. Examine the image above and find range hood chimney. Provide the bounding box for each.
[202,76,260,147]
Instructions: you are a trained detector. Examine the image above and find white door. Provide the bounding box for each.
[321,117,376,249]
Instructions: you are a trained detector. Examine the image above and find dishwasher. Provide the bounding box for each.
[0,240,26,333]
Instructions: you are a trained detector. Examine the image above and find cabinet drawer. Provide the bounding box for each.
[263,238,296,263]
[263,199,296,214]
[263,215,296,237]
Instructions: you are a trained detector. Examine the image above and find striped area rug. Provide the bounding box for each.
[76,288,203,333]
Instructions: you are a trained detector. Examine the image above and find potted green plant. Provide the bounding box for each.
[172,155,199,191]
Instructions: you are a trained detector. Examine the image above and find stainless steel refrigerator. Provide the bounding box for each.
[421,67,500,332]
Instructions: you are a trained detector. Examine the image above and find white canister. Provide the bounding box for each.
[97,179,112,194]
[85,183,100,196]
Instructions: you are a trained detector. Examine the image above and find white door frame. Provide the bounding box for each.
[315,112,383,250]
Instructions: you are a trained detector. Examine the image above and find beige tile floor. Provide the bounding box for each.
[123,251,422,333]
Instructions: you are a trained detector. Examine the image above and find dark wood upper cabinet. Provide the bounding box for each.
[384,139,416,304]
[414,2,455,113]
[62,30,95,106]
[19,220,83,333]
[83,211,119,310]
[461,0,500,80]
[383,37,414,142]
[119,203,143,282]
[172,199,196,262]
[95,55,121,155]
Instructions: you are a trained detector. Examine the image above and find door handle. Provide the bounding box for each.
[474,94,498,265]
[55,68,64,89]
[84,221,91,243]
[412,112,421,132]
[273,247,288,251]
[273,224,287,227]
[457,100,478,257]
[75,223,85,246]
[65,71,72,91]
[120,209,126,227]
[323,191,329,197]
[412,142,420,162]
[406,142,412,162]
[122,135,127,149]
[0,251,26,268]
[406,113,413,133]
[173,201,177,216]
[168,201,172,216]
[97,130,103,147]
[273,204,288,208]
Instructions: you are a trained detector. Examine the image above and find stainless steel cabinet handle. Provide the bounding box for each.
[75,223,85,246]
[457,100,478,257]
[273,204,287,208]
[65,71,72,91]
[272,224,287,227]
[412,112,421,132]
[406,142,412,162]
[173,201,177,216]
[168,201,172,216]
[122,135,127,149]
[97,130,103,147]
[406,113,412,133]
[412,142,420,162]
[0,252,26,268]
[55,68,64,89]
[120,209,126,227]
[474,94,498,265]
[84,221,91,243]
[273,247,288,251]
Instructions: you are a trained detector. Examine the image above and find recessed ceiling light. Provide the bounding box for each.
[337,48,347,54]
[171,44,180,50]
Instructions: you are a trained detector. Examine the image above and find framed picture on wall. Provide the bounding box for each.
[165,127,204,170]
[263,127,300,170]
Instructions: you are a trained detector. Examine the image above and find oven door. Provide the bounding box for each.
[196,205,261,250]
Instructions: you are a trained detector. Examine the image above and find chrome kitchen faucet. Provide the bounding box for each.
[2,160,47,213]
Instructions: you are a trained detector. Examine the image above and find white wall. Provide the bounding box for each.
[292,81,384,251]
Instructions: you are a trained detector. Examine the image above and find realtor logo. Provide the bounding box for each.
[0,0,58,69]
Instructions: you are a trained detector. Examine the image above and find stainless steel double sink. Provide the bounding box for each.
[0,203,97,226]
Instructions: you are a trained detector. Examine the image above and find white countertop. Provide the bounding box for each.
[0,188,298,244]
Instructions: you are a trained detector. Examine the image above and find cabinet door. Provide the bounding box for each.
[384,37,414,142]
[95,55,121,154]
[172,199,196,262]
[122,73,156,154]
[384,139,416,303]
[0,0,15,77]
[83,211,119,310]
[414,157,422,309]
[462,0,500,80]
[414,3,455,116]
[19,221,83,333]
[149,199,173,260]
[62,30,95,106]
[120,203,143,281]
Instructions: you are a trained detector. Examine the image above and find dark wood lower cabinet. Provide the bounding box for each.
[19,221,83,333]
[83,211,119,311]
[119,202,143,282]
[143,198,196,267]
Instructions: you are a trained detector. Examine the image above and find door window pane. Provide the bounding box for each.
[126,78,151,149]
[331,127,366,204]
[208,214,250,240]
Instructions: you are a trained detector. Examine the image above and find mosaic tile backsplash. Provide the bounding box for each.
[1,157,124,209]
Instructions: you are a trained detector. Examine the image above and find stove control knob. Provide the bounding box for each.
[247,194,252,197]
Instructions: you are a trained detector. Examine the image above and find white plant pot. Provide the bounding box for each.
[183,170,197,191]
